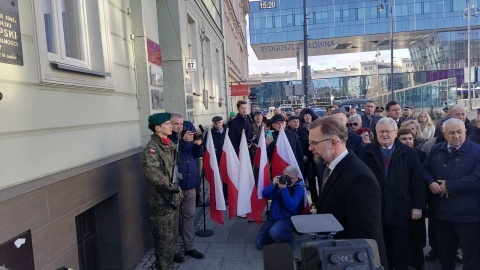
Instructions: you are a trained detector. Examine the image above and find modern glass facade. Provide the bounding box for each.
[249,0,480,67]
[250,0,469,45]
[250,69,465,109]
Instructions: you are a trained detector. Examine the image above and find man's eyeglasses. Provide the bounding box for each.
[309,138,332,146]
[347,122,359,127]
[376,130,397,135]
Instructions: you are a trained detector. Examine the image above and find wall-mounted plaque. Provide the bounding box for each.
[0,1,23,65]
[186,95,193,109]
[151,89,165,109]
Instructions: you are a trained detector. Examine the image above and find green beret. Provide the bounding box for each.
[148,112,171,125]
[229,111,236,117]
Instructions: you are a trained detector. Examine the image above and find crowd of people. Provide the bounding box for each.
[142,99,480,270]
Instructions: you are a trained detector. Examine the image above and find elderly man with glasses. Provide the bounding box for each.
[358,118,425,270]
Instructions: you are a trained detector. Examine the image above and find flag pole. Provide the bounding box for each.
[195,154,214,237]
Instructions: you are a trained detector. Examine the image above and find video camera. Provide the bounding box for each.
[263,214,384,270]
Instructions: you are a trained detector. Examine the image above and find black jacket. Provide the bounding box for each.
[228,114,254,154]
[358,139,425,226]
[316,151,388,268]
[469,127,480,145]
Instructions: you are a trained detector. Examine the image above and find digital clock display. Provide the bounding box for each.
[259,1,276,10]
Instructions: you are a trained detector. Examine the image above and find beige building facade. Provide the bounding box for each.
[0,0,247,269]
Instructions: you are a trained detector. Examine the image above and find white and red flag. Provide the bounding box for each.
[270,127,310,213]
[237,130,256,217]
[246,127,270,222]
[219,129,240,218]
[204,128,226,224]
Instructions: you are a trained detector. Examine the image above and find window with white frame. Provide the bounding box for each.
[44,0,89,69]
[39,0,111,83]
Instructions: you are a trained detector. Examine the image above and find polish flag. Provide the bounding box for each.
[237,130,256,216]
[204,128,226,224]
[219,129,240,218]
[246,127,270,222]
[271,127,310,213]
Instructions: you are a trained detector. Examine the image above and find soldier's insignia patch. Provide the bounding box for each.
[149,149,156,154]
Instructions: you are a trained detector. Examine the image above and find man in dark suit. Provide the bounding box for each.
[362,100,383,133]
[358,117,425,270]
[309,116,387,268]
[385,100,405,128]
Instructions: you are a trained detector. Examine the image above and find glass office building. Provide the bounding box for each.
[249,0,480,69]
[249,0,480,104]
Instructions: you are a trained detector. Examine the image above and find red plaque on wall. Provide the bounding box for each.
[147,39,162,66]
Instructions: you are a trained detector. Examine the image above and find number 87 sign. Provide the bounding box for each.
[185,58,197,72]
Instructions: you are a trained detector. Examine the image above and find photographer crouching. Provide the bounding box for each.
[255,165,306,249]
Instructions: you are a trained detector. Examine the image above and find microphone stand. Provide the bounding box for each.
[195,159,214,237]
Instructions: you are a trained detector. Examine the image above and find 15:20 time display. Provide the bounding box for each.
[259,1,276,10]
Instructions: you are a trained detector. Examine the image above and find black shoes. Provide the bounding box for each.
[425,249,438,261]
[173,252,185,263]
[424,248,463,263]
[185,249,205,259]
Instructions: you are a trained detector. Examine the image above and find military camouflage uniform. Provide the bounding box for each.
[143,134,182,270]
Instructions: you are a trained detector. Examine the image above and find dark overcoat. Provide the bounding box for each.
[316,151,388,268]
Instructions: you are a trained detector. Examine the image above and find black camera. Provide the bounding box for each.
[181,130,202,141]
[277,175,292,186]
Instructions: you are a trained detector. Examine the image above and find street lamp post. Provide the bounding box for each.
[302,0,310,107]
[463,1,479,111]
[378,0,395,101]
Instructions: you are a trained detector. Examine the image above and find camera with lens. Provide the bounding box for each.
[277,175,292,186]
[181,130,203,141]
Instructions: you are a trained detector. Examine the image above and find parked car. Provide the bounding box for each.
[313,107,326,117]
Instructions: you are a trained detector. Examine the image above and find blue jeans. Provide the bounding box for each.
[255,217,294,249]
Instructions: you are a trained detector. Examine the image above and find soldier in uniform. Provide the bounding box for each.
[143,112,183,270]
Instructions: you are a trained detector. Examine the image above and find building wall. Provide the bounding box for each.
[0,0,150,268]
[155,0,228,126]
[224,0,249,109]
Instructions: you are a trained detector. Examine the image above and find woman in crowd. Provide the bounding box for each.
[355,127,372,144]
[401,120,427,147]
[299,108,319,130]
[416,111,435,140]
[397,127,427,270]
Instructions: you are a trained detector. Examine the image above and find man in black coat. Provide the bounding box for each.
[358,117,425,270]
[362,100,383,132]
[309,116,387,268]
[468,113,480,145]
[228,100,254,154]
